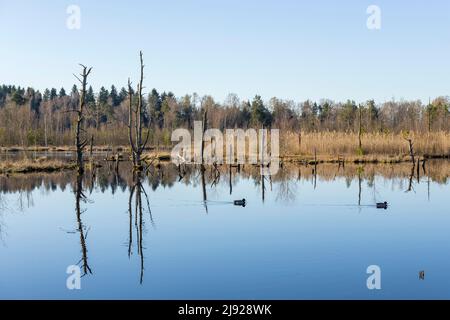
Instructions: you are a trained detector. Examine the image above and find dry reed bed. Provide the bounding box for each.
[282,131,450,161]
[0,131,449,167]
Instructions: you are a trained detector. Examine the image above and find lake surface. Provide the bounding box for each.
[0,159,449,299]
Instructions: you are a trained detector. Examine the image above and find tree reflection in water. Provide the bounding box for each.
[74,173,92,276]
[0,160,449,279]
[128,171,153,284]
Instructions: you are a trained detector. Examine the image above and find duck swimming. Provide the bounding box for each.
[376,201,388,209]
[234,199,246,207]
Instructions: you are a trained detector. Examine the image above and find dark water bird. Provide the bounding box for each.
[234,199,246,207]
[419,270,425,280]
[376,201,388,209]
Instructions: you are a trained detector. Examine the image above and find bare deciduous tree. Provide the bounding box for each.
[128,51,150,171]
[73,65,92,174]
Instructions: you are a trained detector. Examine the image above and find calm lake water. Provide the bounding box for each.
[0,158,449,299]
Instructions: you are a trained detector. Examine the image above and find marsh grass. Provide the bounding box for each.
[282,131,450,161]
[0,159,76,173]
[0,131,449,167]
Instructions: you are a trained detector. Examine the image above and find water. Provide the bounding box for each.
[0,160,449,299]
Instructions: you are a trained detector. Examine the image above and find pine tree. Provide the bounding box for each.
[59,87,67,98]
[50,88,58,100]
[98,86,109,105]
[98,86,111,124]
[43,89,51,102]
[86,86,95,105]
[71,85,78,97]
[11,89,25,105]
[119,87,128,103]
[250,95,272,127]
[148,88,163,128]
[110,85,120,107]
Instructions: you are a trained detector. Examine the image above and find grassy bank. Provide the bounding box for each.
[0,145,131,152]
[0,159,77,173]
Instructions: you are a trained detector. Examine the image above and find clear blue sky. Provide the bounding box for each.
[1,0,449,103]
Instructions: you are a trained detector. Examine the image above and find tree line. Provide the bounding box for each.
[0,83,448,147]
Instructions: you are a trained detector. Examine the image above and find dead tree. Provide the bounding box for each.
[416,157,420,182]
[402,133,416,193]
[229,160,233,195]
[201,108,207,167]
[128,51,150,171]
[73,65,92,174]
[404,136,415,164]
[358,104,363,154]
[198,107,209,214]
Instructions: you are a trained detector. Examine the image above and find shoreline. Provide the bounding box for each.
[1,152,449,174]
[0,159,77,174]
[280,153,450,164]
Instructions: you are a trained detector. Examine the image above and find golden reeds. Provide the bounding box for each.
[282,131,450,159]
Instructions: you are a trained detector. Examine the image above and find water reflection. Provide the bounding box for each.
[0,160,449,200]
[128,171,153,284]
[0,159,450,298]
[74,173,92,276]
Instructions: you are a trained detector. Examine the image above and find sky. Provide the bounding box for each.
[0,0,449,103]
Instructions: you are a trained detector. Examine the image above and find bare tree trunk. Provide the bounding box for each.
[136,52,144,165]
[358,105,363,153]
[74,65,92,175]
[428,98,432,133]
[128,79,137,165]
[229,144,232,195]
[405,137,415,164]
[128,51,150,171]
[200,108,208,212]
[201,108,207,166]
[44,113,48,147]
[416,157,420,183]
